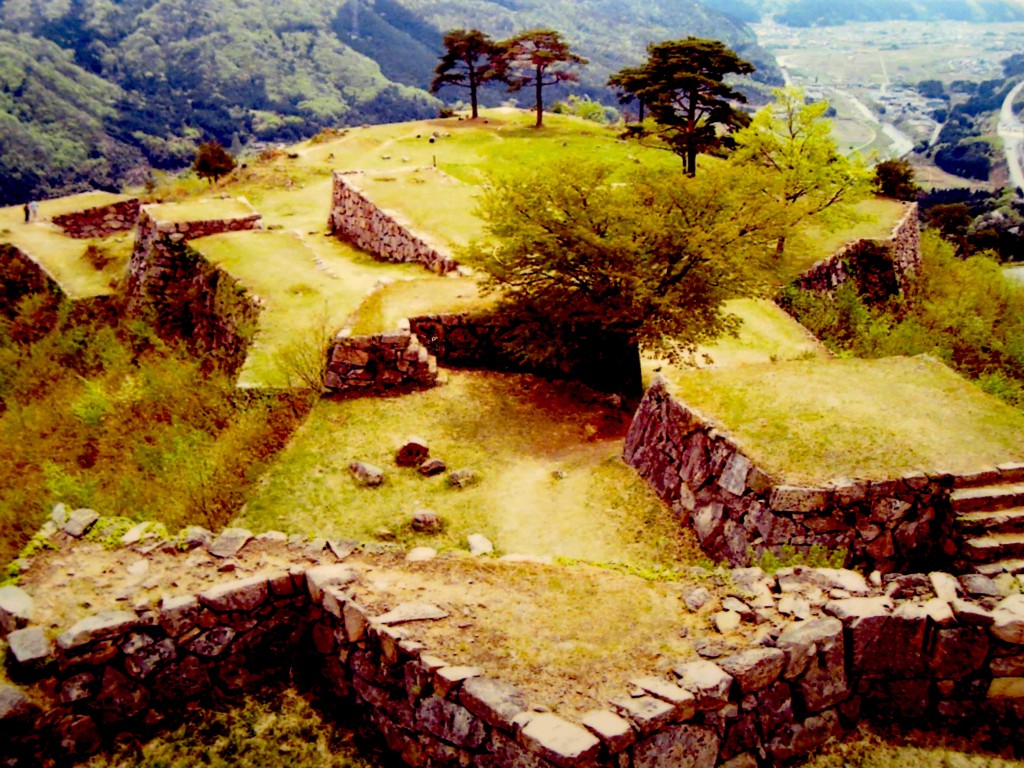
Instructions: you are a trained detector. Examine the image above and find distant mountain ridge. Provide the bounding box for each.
[0,0,778,205]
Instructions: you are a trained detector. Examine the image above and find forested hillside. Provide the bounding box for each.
[0,0,778,205]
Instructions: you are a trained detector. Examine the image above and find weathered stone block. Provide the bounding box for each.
[199,575,269,613]
[459,677,528,732]
[992,594,1024,644]
[91,666,149,724]
[930,627,989,680]
[307,565,358,603]
[581,709,635,753]
[630,676,697,721]
[718,648,785,693]
[0,586,34,636]
[434,666,483,699]
[57,611,140,651]
[766,710,841,761]
[718,454,752,496]
[769,486,830,513]
[416,695,488,748]
[673,660,733,710]
[520,713,600,767]
[633,724,720,768]
[609,695,676,734]
[776,617,843,680]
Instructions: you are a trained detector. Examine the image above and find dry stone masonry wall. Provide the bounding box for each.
[123,207,263,377]
[329,172,459,274]
[624,377,956,574]
[793,203,921,299]
[0,243,65,316]
[325,321,440,395]
[5,513,1024,767]
[52,199,141,239]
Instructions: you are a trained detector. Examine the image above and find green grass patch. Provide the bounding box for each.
[146,198,256,224]
[192,231,423,388]
[348,276,494,336]
[694,298,828,367]
[36,192,131,218]
[666,356,1024,483]
[238,370,698,568]
[0,205,128,298]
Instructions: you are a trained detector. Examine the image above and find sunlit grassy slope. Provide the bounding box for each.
[146,198,257,224]
[668,356,1024,484]
[0,194,135,298]
[237,370,696,568]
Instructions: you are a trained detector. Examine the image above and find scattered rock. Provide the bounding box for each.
[7,627,52,670]
[406,547,437,562]
[412,508,443,533]
[207,528,253,559]
[50,502,69,527]
[693,639,732,659]
[120,522,154,547]
[328,539,358,561]
[377,603,449,625]
[713,611,742,634]
[467,534,494,556]
[396,437,430,467]
[374,527,396,541]
[683,586,714,612]
[0,586,35,635]
[350,461,385,487]
[179,526,213,550]
[418,458,447,476]
[722,597,753,620]
[63,509,100,538]
[448,469,479,489]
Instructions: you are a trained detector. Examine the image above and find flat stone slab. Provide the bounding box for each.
[207,527,253,558]
[406,547,437,562]
[673,661,733,710]
[307,564,358,603]
[459,676,528,731]
[520,713,601,767]
[57,611,140,651]
[0,585,34,635]
[581,709,635,753]
[7,627,52,667]
[199,575,270,613]
[376,603,449,625]
[718,648,785,693]
[467,534,494,556]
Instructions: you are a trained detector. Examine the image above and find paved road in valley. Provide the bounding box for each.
[998,79,1024,195]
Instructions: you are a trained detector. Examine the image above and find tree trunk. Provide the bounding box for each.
[535,66,544,127]
[638,99,645,123]
[775,235,786,257]
[470,82,479,119]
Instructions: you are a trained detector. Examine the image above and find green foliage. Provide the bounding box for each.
[609,37,754,175]
[753,543,847,574]
[552,95,617,124]
[430,29,500,119]
[785,231,1024,408]
[873,158,919,201]
[193,141,237,184]
[495,29,587,128]
[476,158,784,385]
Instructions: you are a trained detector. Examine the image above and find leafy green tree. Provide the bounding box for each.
[874,158,919,201]
[729,87,871,256]
[192,141,236,184]
[610,38,754,175]
[430,29,500,120]
[477,159,784,395]
[495,29,587,128]
[607,64,648,123]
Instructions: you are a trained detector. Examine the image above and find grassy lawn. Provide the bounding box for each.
[667,356,1024,484]
[192,231,424,388]
[147,198,257,224]
[0,204,130,299]
[348,276,494,336]
[778,197,911,282]
[237,370,697,568]
[694,298,827,368]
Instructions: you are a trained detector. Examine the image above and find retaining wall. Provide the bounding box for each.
[123,208,264,377]
[328,171,459,274]
[4,520,1024,767]
[624,377,956,574]
[793,204,920,299]
[52,199,141,239]
[324,323,440,395]
[0,243,65,317]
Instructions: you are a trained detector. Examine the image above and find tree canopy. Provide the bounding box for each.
[874,158,920,201]
[610,37,754,175]
[496,29,587,128]
[430,29,500,119]
[729,87,872,255]
[193,141,236,184]
[477,159,785,394]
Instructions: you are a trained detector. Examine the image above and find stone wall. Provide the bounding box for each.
[123,208,264,377]
[52,199,141,239]
[624,377,955,574]
[0,243,65,317]
[328,172,459,274]
[324,323,440,395]
[793,204,921,300]
[5,518,1024,767]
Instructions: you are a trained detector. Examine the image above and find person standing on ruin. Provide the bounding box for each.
[23,202,29,222]
[28,201,39,221]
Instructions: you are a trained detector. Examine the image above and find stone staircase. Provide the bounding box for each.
[952,463,1024,574]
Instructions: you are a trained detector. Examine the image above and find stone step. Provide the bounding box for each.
[974,559,1024,576]
[951,483,1024,513]
[953,463,1024,489]
[956,507,1024,535]
[964,533,1024,563]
